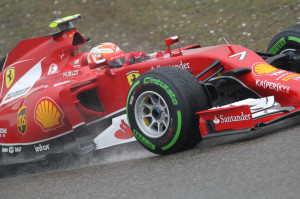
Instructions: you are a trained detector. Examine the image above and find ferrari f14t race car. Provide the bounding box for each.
[1,14,300,165]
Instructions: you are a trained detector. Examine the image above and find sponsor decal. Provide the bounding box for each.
[252,62,278,76]
[126,71,140,86]
[256,79,290,93]
[213,112,251,124]
[5,87,30,101]
[2,146,22,153]
[291,76,300,81]
[114,120,134,139]
[1,147,8,153]
[48,63,58,75]
[250,61,300,82]
[1,58,44,106]
[5,67,15,88]
[17,106,27,135]
[143,77,178,105]
[229,51,247,61]
[198,105,254,136]
[213,116,220,124]
[152,61,190,70]
[63,70,79,77]
[0,128,7,138]
[269,70,287,78]
[73,59,80,68]
[93,114,136,150]
[133,129,155,150]
[59,54,65,60]
[34,144,50,152]
[96,48,114,54]
[281,73,300,81]
[35,97,65,132]
[268,70,300,82]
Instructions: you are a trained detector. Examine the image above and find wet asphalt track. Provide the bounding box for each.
[0,115,299,199]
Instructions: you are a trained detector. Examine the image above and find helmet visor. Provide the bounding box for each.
[108,57,126,68]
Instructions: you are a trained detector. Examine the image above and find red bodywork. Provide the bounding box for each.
[1,23,299,164]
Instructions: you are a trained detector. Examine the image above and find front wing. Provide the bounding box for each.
[197,96,298,138]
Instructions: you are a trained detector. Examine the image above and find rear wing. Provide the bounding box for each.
[49,14,81,32]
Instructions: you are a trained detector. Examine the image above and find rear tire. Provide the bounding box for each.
[126,67,210,155]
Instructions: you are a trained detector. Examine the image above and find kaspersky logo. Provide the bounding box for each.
[17,106,27,135]
[5,67,15,88]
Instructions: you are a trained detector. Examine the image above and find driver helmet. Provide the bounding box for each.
[87,42,126,68]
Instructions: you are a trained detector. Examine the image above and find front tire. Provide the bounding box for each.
[267,23,300,55]
[126,67,210,155]
[267,23,300,72]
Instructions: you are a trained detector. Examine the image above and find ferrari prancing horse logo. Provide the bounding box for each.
[126,71,140,86]
[5,68,15,88]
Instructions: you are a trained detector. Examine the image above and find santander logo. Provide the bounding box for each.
[213,112,251,124]
[213,116,220,124]
[114,120,134,139]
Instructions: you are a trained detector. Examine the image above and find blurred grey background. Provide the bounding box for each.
[0,0,299,59]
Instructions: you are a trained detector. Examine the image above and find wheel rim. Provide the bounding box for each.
[134,91,170,138]
[280,48,296,54]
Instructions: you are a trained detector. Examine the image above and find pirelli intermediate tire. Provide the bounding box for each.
[126,67,210,155]
[267,23,300,55]
[267,24,300,72]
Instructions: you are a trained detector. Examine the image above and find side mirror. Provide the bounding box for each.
[165,36,182,56]
[165,36,179,46]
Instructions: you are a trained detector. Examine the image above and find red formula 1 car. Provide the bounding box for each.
[1,14,300,165]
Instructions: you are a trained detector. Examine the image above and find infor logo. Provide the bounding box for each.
[17,106,27,135]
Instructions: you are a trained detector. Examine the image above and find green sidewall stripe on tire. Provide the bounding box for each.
[268,37,286,55]
[126,80,140,127]
[288,36,300,43]
[161,110,182,151]
[268,36,300,55]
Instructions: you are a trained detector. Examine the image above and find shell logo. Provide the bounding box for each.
[35,97,64,132]
[253,63,278,76]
